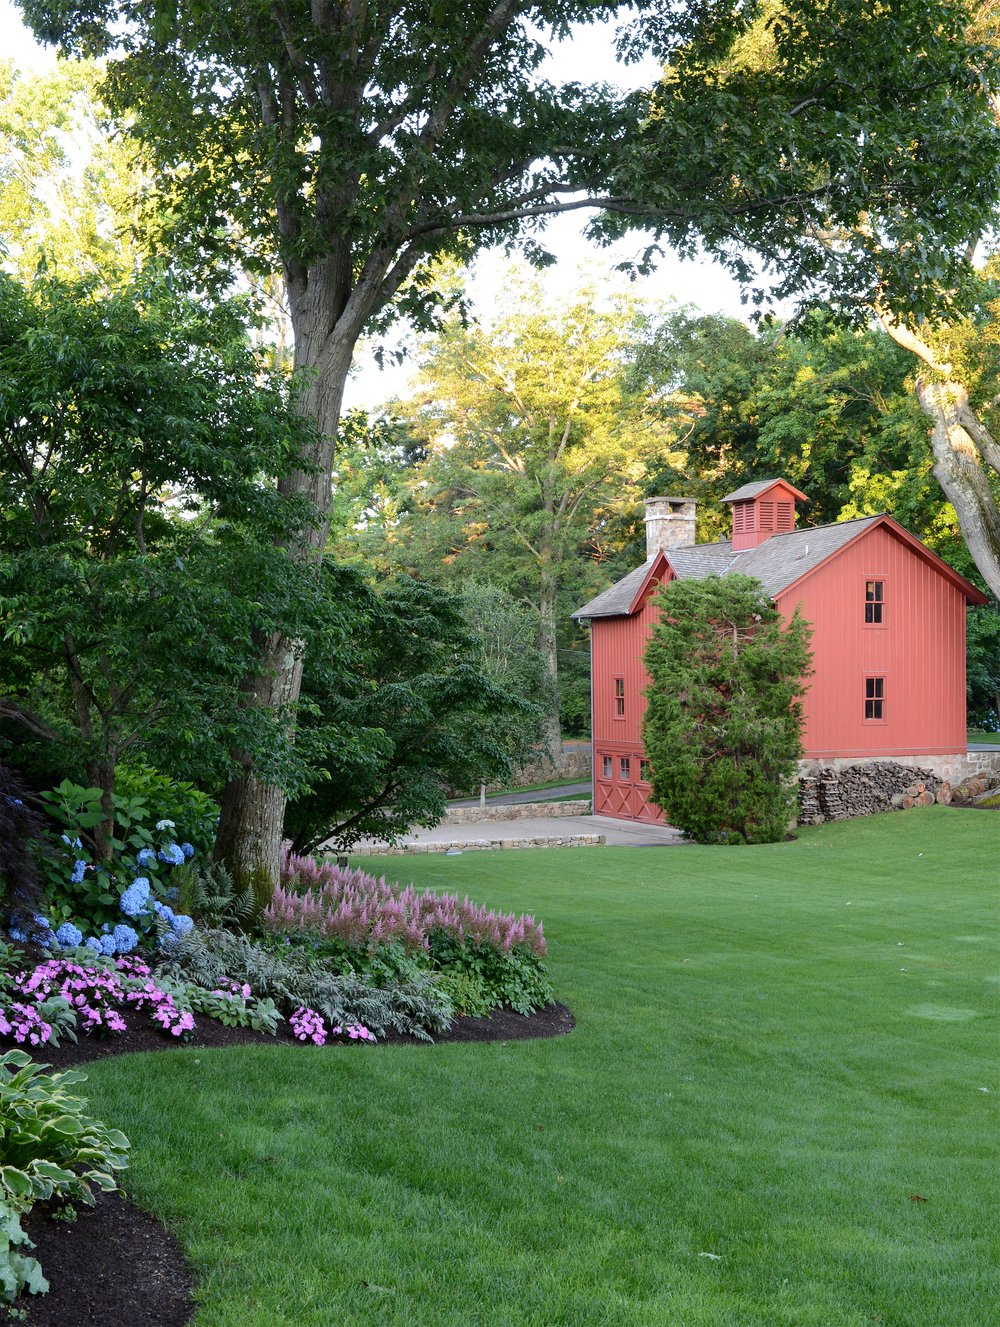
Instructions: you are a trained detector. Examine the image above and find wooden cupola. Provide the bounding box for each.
[722,478,808,551]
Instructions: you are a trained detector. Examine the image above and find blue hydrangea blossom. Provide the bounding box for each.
[55,922,83,949]
[119,877,151,917]
[111,923,139,954]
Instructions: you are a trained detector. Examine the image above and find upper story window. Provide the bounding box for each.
[864,676,885,721]
[865,580,885,624]
[614,677,625,718]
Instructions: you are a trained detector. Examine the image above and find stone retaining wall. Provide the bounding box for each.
[484,745,591,792]
[364,832,605,855]
[444,800,590,824]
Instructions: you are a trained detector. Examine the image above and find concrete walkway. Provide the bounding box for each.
[352,811,686,855]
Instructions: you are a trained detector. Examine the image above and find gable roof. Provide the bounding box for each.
[721,477,809,504]
[573,514,987,620]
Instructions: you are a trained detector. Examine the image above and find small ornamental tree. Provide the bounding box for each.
[642,575,812,845]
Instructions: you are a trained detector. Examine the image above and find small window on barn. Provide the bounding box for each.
[602,756,613,779]
[619,757,631,781]
[614,676,625,717]
[639,759,651,783]
[864,676,885,720]
[865,580,884,624]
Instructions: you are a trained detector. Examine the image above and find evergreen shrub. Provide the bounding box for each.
[642,575,812,844]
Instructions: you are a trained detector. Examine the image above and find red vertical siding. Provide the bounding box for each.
[777,525,968,757]
[591,577,666,822]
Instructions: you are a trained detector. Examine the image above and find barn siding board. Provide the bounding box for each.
[779,524,968,757]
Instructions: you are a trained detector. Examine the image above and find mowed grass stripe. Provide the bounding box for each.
[80,807,998,1326]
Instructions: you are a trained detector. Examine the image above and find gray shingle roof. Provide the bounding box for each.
[572,516,885,619]
[720,479,786,502]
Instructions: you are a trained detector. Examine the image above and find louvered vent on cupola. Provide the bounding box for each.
[721,478,808,551]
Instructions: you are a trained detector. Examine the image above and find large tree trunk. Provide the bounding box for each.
[213,279,356,890]
[879,316,1000,599]
[913,377,1000,600]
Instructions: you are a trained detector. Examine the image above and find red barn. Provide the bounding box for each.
[573,479,988,823]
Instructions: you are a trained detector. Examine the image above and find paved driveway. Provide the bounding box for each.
[351,811,685,855]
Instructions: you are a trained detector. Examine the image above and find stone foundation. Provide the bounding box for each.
[444,800,591,824]
[798,750,1000,785]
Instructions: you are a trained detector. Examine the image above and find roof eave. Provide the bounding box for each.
[773,514,988,605]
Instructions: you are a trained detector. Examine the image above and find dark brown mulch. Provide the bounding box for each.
[34,999,574,1069]
[17,1192,192,1327]
[7,1001,573,1326]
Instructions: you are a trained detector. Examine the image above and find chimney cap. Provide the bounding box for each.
[644,495,698,506]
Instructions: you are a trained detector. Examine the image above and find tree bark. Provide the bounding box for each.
[212,283,356,891]
[914,376,1000,600]
[879,316,1000,599]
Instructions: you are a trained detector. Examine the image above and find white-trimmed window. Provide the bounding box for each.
[865,580,885,625]
[864,676,885,721]
[614,677,625,718]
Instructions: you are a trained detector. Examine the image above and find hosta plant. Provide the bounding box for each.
[0,1050,130,1216]
[0,1198,47,1302]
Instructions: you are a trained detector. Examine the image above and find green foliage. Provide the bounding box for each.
[0,1198,47,1303]
[175,861,266,933]
[429,968,494,1019]
[966,602,1000,728]
[285,567,535,854]
[642,575,812,844]
[155,978,281,1034]
[0,267,328,853]
[628,309,940,536]
[33,781,193,928]
[0,1049,129,1217]
[0,60,150,283]
[113,765,219,856]
[156,928,453,1042]
[607,0,1000,324]
[363,280,661,746]
[425,932,554,1017]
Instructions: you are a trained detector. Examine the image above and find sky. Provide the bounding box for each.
[0,1,759,408]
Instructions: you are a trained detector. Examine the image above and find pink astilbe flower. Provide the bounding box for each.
[268,850,548,957]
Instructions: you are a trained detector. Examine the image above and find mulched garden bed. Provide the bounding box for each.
[18,1193,192,1327]
[8,1001,573,1326]
[34,999,574,1069]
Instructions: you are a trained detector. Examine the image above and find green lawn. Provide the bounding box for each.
[967,729,1000,745]
[79,808,998,1327]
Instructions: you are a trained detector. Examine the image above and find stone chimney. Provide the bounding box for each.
[644,497,697,559]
